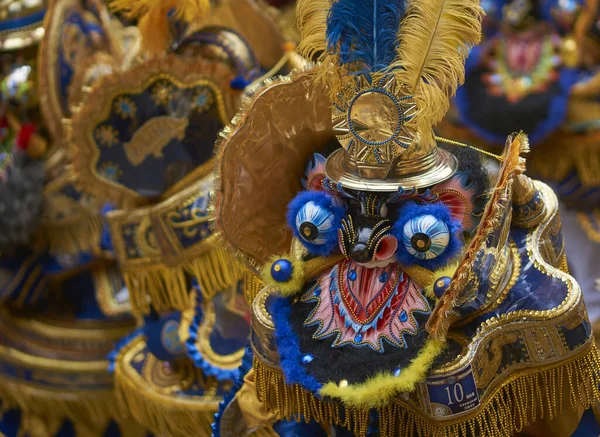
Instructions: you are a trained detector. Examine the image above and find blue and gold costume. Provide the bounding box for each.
[60,0,302,435]
[213,0,600,436]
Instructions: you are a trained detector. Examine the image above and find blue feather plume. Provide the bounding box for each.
[326,0,405,72]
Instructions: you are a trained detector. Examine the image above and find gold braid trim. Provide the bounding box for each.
[0,378,119,437]
[125,246,245,315]
[115,367,218,437]
[254,344,600,437]
[43,215,103,255]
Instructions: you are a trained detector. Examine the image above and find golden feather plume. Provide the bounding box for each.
[295,0,342,94]
[110,0,211,54]
[392,0,482,138]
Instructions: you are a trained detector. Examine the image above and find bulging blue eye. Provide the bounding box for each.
[296,201,336,244]
[392,201,463,270]
[287,191,345,256]
[402,215,450,260]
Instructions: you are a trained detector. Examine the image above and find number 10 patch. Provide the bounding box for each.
[426,366,480,417]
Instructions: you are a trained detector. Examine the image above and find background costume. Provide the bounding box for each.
[78,0,303,435]
[0,1,144,435]
[435,0,600,330]
[213,0,600,436]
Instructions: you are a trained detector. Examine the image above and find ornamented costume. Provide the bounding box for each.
[0,1,145,435]
[435,0,600,331]
[62,1,302,435]
[213,0,600,436]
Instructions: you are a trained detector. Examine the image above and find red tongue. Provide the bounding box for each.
[338,261,402,324]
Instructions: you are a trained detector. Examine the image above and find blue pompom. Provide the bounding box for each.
[271,259,294,283]
[433,276,452,299]
[230,75,250,90]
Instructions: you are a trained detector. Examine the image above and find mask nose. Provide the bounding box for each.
[350,243,370,263]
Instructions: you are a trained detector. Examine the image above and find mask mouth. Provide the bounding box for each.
[339,214,394,265]
[374,235,398,261]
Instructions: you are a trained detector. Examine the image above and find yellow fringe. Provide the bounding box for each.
[320,338,446,409]
[43,215,103,255]
[115,364,218,437]
[0,378,118,437]
[125,246,244,315]
[254,343,600,437]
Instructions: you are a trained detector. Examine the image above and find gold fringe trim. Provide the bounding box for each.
[254,343,600,437]
[254,359,371,437]
[43,215,103,255]
[125,246,244,315]
[115,366,218,437]
[243,270,264,305]
[0,378,119,437]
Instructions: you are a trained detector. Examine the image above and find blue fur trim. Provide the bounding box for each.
[392,201,463,271]
[287,191,345,257]
[185,287,240,381]
[455,66,580,146]
[270,296,322,393]
[107,328,143,374]
[229,75,249,90]
[327,0,404,72]
[211,346,254,437]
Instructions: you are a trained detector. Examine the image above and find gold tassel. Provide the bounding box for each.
[0,378,118,437]
[43,215,103,255]
[427,133,523,339]
[114,364,218,437]
[254,358,371,437]
[125,246,244,315]
[254,343,600,437]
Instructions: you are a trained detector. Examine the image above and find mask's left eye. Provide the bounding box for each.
[287,191,345,256]
[402,215,450,260]
[392,201,463,270]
